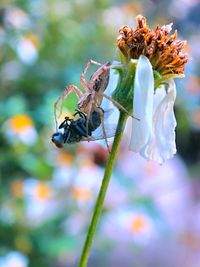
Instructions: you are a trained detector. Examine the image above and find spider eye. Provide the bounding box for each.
[51,132,64,148]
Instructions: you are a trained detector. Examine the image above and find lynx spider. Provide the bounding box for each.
[54,60,134,151]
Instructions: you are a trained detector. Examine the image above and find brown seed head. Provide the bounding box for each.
[117,15,189,75]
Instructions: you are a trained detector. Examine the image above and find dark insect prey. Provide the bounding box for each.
[52,108,104,148]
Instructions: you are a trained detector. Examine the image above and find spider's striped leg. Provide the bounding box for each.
[101,93,139,121]
[97,107,110,153]
[80,59,102,91]
[54,85,82,130]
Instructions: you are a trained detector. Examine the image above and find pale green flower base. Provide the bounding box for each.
[78,112,128,267]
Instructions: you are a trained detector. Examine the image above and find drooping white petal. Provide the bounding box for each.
[96,63,120,147]
[130,55,154,152]
[145,79,177,163]
[101,63,120,124]
[130,55,177,163]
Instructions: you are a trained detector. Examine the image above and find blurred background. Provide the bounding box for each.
[0,0,200,266]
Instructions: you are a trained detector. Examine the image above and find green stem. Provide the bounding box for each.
[78,112,128,267]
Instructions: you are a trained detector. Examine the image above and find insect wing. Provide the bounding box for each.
[90,124,119,141]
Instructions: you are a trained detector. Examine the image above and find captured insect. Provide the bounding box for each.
[53,60,137,150]
[52,108,117,149]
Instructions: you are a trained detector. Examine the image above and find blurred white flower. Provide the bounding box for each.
[103,207,157,245]
[0,251,28,267]
[24,178,60,226]
[17,37,38,65]
[131,55,177,163]
[118,151,191,232]
[70,164,103,207]
[4,114,37,145]
[5,7,30,29]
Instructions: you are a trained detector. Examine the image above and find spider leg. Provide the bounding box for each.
[108,63,125,70]
[85,101,93,136]
[80,59,102,91]
[97,107,110,153]
[84,91,97,135]
[54,85,83,130]
[101,93,140,121]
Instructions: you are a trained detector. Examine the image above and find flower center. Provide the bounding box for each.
[71,187,92,202]
[9,114,33,133]
[35,182,52,200]
[129,215,146,233]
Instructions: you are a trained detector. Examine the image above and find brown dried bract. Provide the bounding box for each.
[117,15,189,75]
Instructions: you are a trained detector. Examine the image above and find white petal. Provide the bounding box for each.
[101,64,120,123]
[130,55,154,153]
[102,64,119,103]
[97,64,120,147]
[145,79,177,163]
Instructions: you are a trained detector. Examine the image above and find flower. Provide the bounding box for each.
[17,34,39,65]
[130,55,177,163]
[117,15,189,78]
[23,178,59,225]
[69,163,103,207]
[102,207,157,245]
[5,114,37,145]
[0,251,28,267]
[112,15,189,163]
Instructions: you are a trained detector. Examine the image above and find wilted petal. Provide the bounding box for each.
[145,79,177,163]
[130,55,154,152]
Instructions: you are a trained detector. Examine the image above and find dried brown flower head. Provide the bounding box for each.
[117,15,189,75]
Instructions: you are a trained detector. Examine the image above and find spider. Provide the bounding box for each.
[54,60,135,151]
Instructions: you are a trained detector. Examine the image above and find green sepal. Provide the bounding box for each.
[155,73,185,88]
[112,59,137,114]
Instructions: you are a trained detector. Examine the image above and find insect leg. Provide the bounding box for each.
[63,126,72,143]
[75,123,88,137]
[73,109,87,119]
[54,85,83,130]
[80,59,102,91]
[58,116,72,129]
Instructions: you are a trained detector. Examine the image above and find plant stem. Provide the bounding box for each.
[78,112,128,267]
